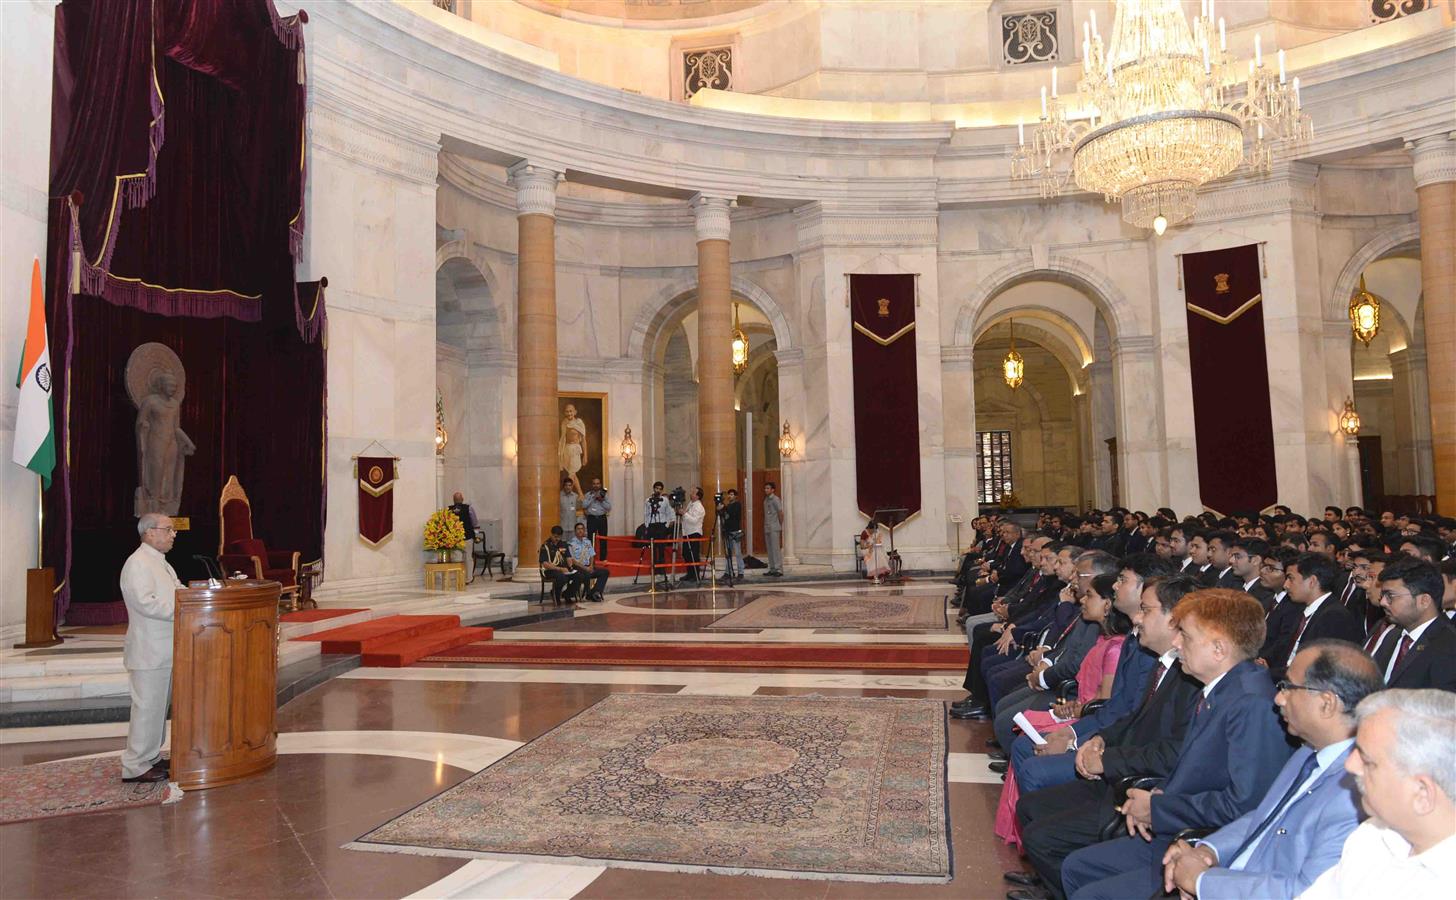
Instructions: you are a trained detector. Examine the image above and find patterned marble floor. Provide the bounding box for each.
[0,581,1021,899]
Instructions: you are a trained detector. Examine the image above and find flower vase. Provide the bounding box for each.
[436,549,450,564]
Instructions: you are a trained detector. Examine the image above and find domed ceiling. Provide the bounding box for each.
[516,0,772,25]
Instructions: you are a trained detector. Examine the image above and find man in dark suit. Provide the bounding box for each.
[1159,641,1382,898]
[1257,547,1303,667]
[952,538,1061,716]
[1369,557,1456,692]
[1010,575,1205,898]
[1060,589,1293,899]
[1227,537,1275,609]
[1089,513,1126,556]
[1206,531,1242,589]
[1267,552,1365,681]
[960,522,1031,614]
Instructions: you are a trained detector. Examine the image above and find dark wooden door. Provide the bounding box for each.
[1357,436,1384,510]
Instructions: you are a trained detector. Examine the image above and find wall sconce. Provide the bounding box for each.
[1003,318,1025,390]
[434,390,448,455]
[1338,398,1361,436]
[620,425,637,466]
[777,420,796,459]
[1349,275,1380,347]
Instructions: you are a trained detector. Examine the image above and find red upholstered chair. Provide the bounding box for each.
[218,475,300,608]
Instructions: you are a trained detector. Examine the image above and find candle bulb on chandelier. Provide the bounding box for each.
[1089,9,1097,39]
[1041,86,1048,119]
[1293,76,1301,108]
[1255,34,1262,67]
[1218,18,1226,51]
[1203,44,1211,74]
[1209,0,1216,22]
[1278,49,1286,83]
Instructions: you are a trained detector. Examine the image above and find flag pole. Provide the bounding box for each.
[37,473,43,568]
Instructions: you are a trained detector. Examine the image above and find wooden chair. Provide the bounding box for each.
[217,475,300,610]
[471,528,505,582]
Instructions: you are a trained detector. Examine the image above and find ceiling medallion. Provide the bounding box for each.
[1011,0,1311,233]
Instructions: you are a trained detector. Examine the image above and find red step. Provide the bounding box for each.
[361,626,494,667]
[295,614,462,655]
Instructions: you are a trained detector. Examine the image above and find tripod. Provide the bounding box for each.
[710,507,739,589]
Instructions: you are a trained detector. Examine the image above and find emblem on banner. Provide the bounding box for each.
[877,298,891,317]
[1214,273,1231,294]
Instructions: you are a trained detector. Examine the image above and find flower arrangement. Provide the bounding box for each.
[424,508,466,556]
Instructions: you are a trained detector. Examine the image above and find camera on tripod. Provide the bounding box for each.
[713,491,724,507]
[667,486,687,511]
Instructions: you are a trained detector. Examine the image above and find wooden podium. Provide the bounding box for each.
[171,580,280,790]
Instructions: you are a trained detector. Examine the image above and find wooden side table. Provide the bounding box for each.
[424,561,466,591]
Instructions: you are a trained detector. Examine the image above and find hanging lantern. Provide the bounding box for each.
[1338,398,1361,436]
[731,301,750,375]
[620,425,637,466]
[434,390,449,455]
[1002,319,1025,390]
[777,420,796,459]
[1349,275,1380,347]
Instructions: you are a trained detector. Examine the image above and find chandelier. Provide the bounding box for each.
[731,302,749,375]
[1349,274,1381,346]
[778,420,796,459]
[1011,0,1312,233]
[1338,398,1361,437]
[620,425,637,466]
[1003,319,1025,390]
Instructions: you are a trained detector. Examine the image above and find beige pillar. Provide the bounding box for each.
[1410,133,1456,514]
[510,162,562,569]
[693,194,737,502]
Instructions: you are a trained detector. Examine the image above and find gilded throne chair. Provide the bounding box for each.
[218,475,300,609]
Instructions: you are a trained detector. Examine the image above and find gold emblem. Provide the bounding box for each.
[877,298,891,317]
[1214,273,1231,294]
[368,465,384,484]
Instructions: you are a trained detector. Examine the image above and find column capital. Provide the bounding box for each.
[690,193,736,242]
[1406,132,1456,189]
[508,162,564,217]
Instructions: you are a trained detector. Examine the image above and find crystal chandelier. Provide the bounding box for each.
[1011,0,1312,233]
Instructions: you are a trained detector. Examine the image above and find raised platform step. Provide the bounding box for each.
[362,626,493,667]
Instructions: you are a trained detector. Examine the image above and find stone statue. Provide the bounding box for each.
[126,343,195,516]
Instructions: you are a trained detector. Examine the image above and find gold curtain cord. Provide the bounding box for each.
[852,321,916,346]
[1186,294,1263,326]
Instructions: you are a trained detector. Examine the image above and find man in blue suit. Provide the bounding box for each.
[1061,589,1294,899]
[1160,640,1382,898]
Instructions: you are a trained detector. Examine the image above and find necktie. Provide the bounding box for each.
[1194,694,1207,716]
[1287,614,1312,662]
[1391,634,1414,675]
[1364,623,1390,655]
[1228,753,1323,866]
[1142,662,1169,705]
[1341,580,1355,606]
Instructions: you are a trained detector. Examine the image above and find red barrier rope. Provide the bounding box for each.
[592,534,712,575]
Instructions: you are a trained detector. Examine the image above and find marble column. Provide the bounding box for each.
[1409,133,1456,513]
[511,162,562,571]
[693,194,736,498]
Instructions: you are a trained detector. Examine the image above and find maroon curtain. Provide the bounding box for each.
[42,0,319,622]
[1182,244,1278,514]
[850,275,922,519]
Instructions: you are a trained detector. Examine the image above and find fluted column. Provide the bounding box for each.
[1410,133,1456,514]
[510,162,562,569]
[693,194,737,501]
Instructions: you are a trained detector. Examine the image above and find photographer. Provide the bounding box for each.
[643,482,672,584]
[681,487,706,582]
[719,488,744,579]
[582,477,612,559]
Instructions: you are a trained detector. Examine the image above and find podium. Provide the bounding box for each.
[171,580,280,790]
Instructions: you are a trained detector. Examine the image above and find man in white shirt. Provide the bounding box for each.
[118,512,183,783]
[1298,689,1456,899]
[680,487,706,582]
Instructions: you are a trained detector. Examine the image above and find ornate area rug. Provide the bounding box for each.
[349,693,951,882]
[706,592,949,631]
[0,757,183,824]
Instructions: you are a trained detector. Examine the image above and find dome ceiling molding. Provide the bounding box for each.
[513,0,785,31]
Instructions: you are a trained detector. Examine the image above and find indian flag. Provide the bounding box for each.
[13,258,55,487]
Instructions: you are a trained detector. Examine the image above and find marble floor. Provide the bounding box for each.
[0,582,1024,899]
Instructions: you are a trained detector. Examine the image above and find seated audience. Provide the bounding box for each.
[1268,553,1364,681]
[1297,689,1456,897]
[1368,556,1456,691]
[1058,589,1292,899]
[1160,640,1382,898]
[1227,537,1275,608]
[567,522,610,602]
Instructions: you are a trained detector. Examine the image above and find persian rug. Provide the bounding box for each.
[705,592,949,631]
[423,639,968,670]
[0,757,183,824]
[349,693,951,882]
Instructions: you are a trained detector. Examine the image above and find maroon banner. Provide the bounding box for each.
[850,274,922,519]
[357,456,396,545]
[1182,244,1278,514]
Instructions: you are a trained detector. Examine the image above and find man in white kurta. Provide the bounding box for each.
[118,513,182,782]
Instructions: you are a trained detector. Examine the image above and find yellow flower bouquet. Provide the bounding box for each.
[424,507,466,560]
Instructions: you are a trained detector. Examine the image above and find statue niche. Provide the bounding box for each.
[126,342,195,516]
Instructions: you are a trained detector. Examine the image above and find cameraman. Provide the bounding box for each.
[582,477,612,559]
[643,481,672,583]
[719,488,744,579]
[681,487,706,582]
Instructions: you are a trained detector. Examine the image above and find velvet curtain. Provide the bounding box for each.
[43,0,319,622]
[850,274,923,520]
[1182,244,1279,515]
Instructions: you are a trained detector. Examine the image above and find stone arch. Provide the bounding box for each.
[436,238,508,350]
[627,274,795,363]
[950,254,1133,347]
[1329,223,1421,324]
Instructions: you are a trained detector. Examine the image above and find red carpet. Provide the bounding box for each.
[422,639,968,670]
[294,614,493,666]
[280,608,366,623]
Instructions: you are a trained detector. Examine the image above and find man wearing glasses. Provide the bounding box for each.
[118,512,183,783]
[1368,557,1456,691]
